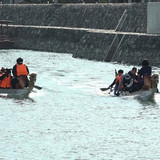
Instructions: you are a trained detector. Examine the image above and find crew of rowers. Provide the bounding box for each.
[0,57,29,89]
[109,59,153,96]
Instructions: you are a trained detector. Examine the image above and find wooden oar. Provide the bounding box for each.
[34,85,42,90]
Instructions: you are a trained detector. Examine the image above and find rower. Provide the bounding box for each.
[0,68,12,89]
[140,59,152,90]
[116,73,133,96]
[114,69,124,95]
[12,57,29,89]
[129,69,143,93]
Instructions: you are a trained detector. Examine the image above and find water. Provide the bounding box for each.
[0,50,160,160]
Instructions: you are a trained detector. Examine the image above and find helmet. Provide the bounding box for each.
[17,57,23,64]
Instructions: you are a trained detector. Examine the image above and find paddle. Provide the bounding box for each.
[100,87,110,91]
[34,85,42,90]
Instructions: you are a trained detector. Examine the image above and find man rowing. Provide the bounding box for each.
[0,67,12,89]
[12,57,29,89]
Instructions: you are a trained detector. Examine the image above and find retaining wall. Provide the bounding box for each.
[0,3,147,32]
[5,25,160,67]
[112,34,160,66]
[1,4,160,67]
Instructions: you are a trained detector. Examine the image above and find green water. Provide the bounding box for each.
[0,50,160,160]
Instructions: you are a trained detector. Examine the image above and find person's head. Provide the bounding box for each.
[1,67,5,72]
[142,59,149,67]
[17,57,23,65]
[131,67,137,75]
[118,69,123,76]
[0,67,5,74]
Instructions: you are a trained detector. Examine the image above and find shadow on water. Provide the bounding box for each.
[135,95,158,108]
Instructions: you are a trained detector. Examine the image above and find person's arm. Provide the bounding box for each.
[149,66,152,75]
[0,73,8,80]
[26,65,29,75]
[127,79,133,88]
[110,78,116,88]
[12,65,17,77]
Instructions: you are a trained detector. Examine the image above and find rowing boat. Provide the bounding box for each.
[0,73,37,98]
[101,73,159,100]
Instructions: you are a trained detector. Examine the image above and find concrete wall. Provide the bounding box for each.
[2,0,22,4]
[112,34,160,66]
[5,25,160,67]
[147,2,160,34]
[118,3,147,33]
[5,25,115,61]
[1,4,160,67]
[0,3,147,32]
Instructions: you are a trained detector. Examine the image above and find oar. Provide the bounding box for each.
[100,87,110,91]
[34,85,42,90]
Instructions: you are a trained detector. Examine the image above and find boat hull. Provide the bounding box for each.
[0,87,33,98]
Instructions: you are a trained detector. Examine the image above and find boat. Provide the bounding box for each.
[122,74,159,98]
[101,73,159,100]
[0,20,15,49]
[0,73,37,98]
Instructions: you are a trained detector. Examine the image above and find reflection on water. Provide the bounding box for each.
[0,50,160,160]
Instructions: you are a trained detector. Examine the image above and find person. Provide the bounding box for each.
[12,57,29,88]
[113,69,124,95]
[0,68,12,89]
[116,72,134,96]
[128,67,137,79]
[140,59,152,90]
[0,67,5,87]
[140,59,152,77]
[127,67,139,91]
[129,69,143,93]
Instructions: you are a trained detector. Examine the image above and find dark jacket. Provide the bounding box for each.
[140,66,152,76]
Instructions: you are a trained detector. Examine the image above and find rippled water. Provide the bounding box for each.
[0,50,160,160]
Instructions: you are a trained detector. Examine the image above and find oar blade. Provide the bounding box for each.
[100,87,109,91]
[34,85,42,90]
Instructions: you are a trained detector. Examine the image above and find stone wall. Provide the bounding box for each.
[112,34,160,66]
[5,25,115,61]
[0,3,147,32]
[1,4,160,67]
[117,3,147,33]
[5,25,160,67]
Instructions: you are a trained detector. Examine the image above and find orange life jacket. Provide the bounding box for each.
[116,75,122,84]
[116,75,123,88]
[0,73,4,87]
[0,75,11,88]
[16,63,28,76]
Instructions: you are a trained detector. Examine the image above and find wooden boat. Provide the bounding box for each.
[0,73,37,98]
